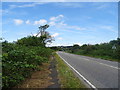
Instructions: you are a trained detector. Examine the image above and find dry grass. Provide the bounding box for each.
[16,63,53,88]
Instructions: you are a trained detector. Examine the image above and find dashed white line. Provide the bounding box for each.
[98,62,119,69]
[56,52,97,90]
[83,58,90,61]
[63,52,119,70]
[82,58,119,69]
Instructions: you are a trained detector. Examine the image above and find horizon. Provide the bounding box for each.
[2,37,118,47]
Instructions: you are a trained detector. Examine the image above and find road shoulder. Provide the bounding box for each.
[55,52,86,88]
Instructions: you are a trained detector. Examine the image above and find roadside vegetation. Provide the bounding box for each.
[2,24,86,88]
[2,24,53,88]
[3,23,118,88]
[52,38,120,62]
[54,53,86,88]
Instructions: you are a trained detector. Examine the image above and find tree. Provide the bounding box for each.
[16,36,45,46]
[16,24,54,47]
[36,24,49,37]
[40,31,54,46]
[71,44,80,53]
[36,24,54,46]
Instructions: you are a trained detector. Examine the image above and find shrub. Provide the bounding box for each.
[2,45,53,87]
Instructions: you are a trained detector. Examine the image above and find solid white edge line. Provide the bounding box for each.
[56,52,97,89]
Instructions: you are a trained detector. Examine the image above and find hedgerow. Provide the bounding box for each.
[2,37,53,88]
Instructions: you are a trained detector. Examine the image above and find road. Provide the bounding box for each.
[57,51,119,89]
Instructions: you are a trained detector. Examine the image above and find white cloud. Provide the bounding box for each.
[50,17,56,21]
[66,25,86,30]
[13,19,23,25]
[49,42,74,47]
[49,14,66,27]
[17,32,28,36]
[9,5,17,9]
[59,14,64,18]
[92,3,110,9]
[97,4,109,9]
[12,14,86,32]
[18,3,39,8]
[50,14,64,22]
[32,33,41,37]
[56,21,86,31]
[49,21,56,26]
[58,21,67,26]
[49,15,86,31]
[34,19,47,25]
[47,43,62,47]
[1,9,11,15]
[74,43,82,46]
[58,37,63,40]
[26,20,30,24]
[48,42,83,47]
[100,26,113,30]
[51,33,59,37]
[9,2,47,8]
[55,2,83,8]
[100,25,117,33]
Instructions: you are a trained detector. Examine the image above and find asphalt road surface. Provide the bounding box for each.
[57,51,119,89]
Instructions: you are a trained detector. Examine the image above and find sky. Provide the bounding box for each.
[1,2,118,46]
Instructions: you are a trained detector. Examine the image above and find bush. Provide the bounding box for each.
[65,38,120,61]
[2,44,53,87]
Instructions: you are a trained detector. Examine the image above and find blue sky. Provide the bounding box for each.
[1,2,118,46]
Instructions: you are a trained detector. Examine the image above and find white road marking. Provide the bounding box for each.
[82,58,119,70]
[83,58,90,61]
[69,53,119,70]
[98,62,119,69]
[57,52,97,90]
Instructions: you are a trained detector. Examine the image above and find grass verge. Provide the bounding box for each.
[67,51,119,62]
[54,53,86,88]
[77,53,119,62]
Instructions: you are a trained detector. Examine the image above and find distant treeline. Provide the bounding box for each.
[51,38,120,62]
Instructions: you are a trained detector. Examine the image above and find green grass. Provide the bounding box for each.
[67,51,119,62]
[77,53,119,62]
[54,53,86,88]
[87,55,119,62]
